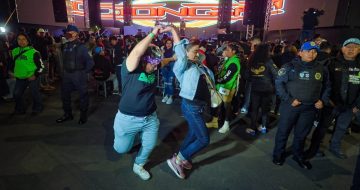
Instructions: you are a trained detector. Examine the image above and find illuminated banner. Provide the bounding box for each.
[69,0,286,28]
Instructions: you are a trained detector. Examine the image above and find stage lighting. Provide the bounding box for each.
[0,27,5,33]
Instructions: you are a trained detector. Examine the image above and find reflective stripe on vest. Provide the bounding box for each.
[216,55,241,90]
[12,47,37,79]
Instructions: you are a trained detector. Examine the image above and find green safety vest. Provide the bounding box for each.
[12,46,38,79]
[216,55,241,90]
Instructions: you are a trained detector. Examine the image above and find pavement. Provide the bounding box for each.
[0,88,359,190]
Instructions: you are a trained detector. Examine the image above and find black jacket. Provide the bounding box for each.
[107,43,124,68]
[316,51,333,65]
[247,59,278,93]
[33,36,52,60]
[93,54,111,81]
[327,55,360,109]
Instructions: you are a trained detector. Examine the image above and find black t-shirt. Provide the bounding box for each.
[119,62,157,116]
[193,74,211,105]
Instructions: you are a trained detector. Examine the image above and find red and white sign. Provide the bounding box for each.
[69,0,286,28]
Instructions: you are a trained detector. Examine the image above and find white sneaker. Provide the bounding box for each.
[162,95,169,103]
[257,125,267,134]
[240,108,248,114]
[218,121,230,133]
[166,96,173,104]
[133,163,151,180]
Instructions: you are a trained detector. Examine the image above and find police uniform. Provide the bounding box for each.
[273,54,331,168]
[56,25,94,124]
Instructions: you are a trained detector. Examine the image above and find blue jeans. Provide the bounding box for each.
[179,99,210,161]
[14,77,43,112]
[113,111,160,165]
[330,108,354,150]
[161,63,175,96]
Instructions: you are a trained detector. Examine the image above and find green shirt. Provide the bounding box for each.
[216,55,241,90]
[12,46,38,79]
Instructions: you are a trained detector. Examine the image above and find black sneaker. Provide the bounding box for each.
[272,156,285,166]
[292,156,312,170]
[78,111,87,125]
[56,114,74,123]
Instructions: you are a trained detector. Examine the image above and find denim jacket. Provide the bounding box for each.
[173,39,215,101]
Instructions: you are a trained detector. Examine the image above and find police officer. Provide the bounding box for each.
[56,25,94,124]
[272,41,331,170]
[327,38,360,159]
[304,39,360,160]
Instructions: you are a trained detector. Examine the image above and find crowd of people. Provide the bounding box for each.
[0,24,359,188]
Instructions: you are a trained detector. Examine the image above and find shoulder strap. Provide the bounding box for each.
[13,48,31,62]
[194,64,215,89]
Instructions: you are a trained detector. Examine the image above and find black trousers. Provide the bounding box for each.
[273,103,316,159]
[61,71,89,115]
[250,91,272,130]
[14,77,43,112]
[305,106,334,159]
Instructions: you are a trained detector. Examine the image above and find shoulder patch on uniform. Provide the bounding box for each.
[315,72,322,80]
[278,68,286,76]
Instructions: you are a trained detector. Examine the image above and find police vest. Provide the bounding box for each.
[12,47,38,79]
[286,62,324,104]
[216,55,241,90]
[62,42,85,72]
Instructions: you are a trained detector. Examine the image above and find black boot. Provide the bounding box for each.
[272,156,285,166]
[56,114,74,123]
[78,111,87,125]
[292,156,312,170]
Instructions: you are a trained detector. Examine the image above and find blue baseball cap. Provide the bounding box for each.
[300,41,320,51]
[343,38,360,47]
[66,25,79,33]
[94,47,103,54]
